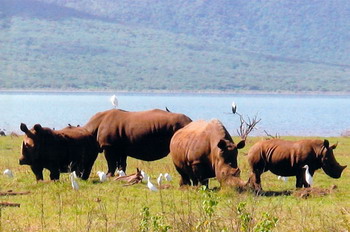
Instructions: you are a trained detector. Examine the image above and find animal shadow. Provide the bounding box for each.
[255,190,292,197]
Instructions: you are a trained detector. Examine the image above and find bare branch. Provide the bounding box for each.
[236,114,261,140]
[263,130,280,139]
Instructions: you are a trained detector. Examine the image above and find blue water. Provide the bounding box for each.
[0,92,349,136]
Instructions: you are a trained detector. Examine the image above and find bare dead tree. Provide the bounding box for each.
[236,113,261,140]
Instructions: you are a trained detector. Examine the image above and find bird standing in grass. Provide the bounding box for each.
[147,177,158,192]
[304,165,313,186]
[70,172,79,190]
[3,169,13,178]
[117,170,126,177]
[157,173,163,186]
[97,171,107,182]
[164,173,172,181]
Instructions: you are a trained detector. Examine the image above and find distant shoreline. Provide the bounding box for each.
[1,89,350,96]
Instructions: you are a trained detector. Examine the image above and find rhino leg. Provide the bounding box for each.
[49,169,60,180]
[295,168,309,188]
[117,155,127,172]
[175,166,191,186]
[248,170,262,192]
[104,147,118,177]
[192,164,208,187]
[81,152,99,180]
[31,165,44,181]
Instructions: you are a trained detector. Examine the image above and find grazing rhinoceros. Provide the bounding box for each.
[170,119,246,187]
[83,109,192,176]
[19,123,99,181]
[247,139,347,191]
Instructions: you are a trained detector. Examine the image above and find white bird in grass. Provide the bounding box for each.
[140,170,148,181]
[3,169,13,178]
[157,173,163,186]
[97,171,107,182]
[277,176,288,182]
[70,172,79,190]
[304,165,313,186]
[117,170,126,177]
[147,177,158,192]
[110,95,118,108]
[164,173,172,181]
[231,101,237,114]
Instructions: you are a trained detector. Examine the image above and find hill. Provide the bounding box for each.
[0,0,349,92]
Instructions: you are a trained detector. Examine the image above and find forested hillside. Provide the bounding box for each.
[1,0,349,92]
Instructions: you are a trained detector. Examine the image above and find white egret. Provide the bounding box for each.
[277,176,288,182]
[304,165,313,186]
[3,169,13,178]
[164,173,172,181]
[97,171,107,182]
[70,172,79,190]
[231,101,237,114]
[72,171,78,179]
[140,170,148,181]
[157,173,163,186]
[147,177,158,192]
[117,170,126,177]
[110,95,118,108]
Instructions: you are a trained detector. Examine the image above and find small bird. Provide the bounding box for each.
[231,101,237,114]
[157,173,163,186]
[110,95,118,108]
[3,169,13,178]
[277,176,288,182]
[72,171,78,179]
[97,171,107,182]
[70,172,79,190]
[164,173,172,181]
[304,165,313,186]
[147,177,158,192]
[140,170,148,181]
[117,170,126,177]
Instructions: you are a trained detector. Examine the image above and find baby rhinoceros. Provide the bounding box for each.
[170,119,246,188]
[247,139,347,191]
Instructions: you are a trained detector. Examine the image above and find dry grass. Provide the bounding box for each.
[0,136,349,231]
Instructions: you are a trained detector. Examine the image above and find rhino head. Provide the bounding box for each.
[216,139,245,184]
[19,123,45,165]
[321,140,347,178]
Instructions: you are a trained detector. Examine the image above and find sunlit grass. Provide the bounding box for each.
[0,136,349,231]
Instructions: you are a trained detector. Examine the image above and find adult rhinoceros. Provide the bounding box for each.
[170,119,246,187]
[247,139,347,191]
[83,109,192,176]
[20,124,99,181]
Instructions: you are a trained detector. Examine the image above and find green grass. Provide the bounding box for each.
[0,136,349,231]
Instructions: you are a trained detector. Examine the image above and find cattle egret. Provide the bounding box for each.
[3,169,13,178]
[157,173,163,185]
[110,95,118,108]
[72,171,78,179]
[277,176,288,182]
[70,172,79,190]
[231,101,237,114]
[304,165,313,186]
[164,173,172,181]
[147,177,158,192]
[97,171,107,182]
[140,170,148,181]
[117,170,126,176]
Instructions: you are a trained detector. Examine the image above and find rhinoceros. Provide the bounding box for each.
[247,139,347,191]
[170,119,246,187]
[20,123,99,181]
[83,109,192,176]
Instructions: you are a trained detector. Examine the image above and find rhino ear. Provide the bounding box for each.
[34,124,43,133]
[236,140,246,149]
[20,123,29,133]
[217,139,228,150]
[330,142,338,150]
[323,139,330,149]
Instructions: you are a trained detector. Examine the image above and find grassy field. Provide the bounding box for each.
[0,136,349,231]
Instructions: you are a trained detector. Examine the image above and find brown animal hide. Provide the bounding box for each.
[83,109,192,176]
[114,168,143,185]
[247,139,347,191]
[170,119,245,188]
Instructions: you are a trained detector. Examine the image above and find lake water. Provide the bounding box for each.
[0,92,349,137]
